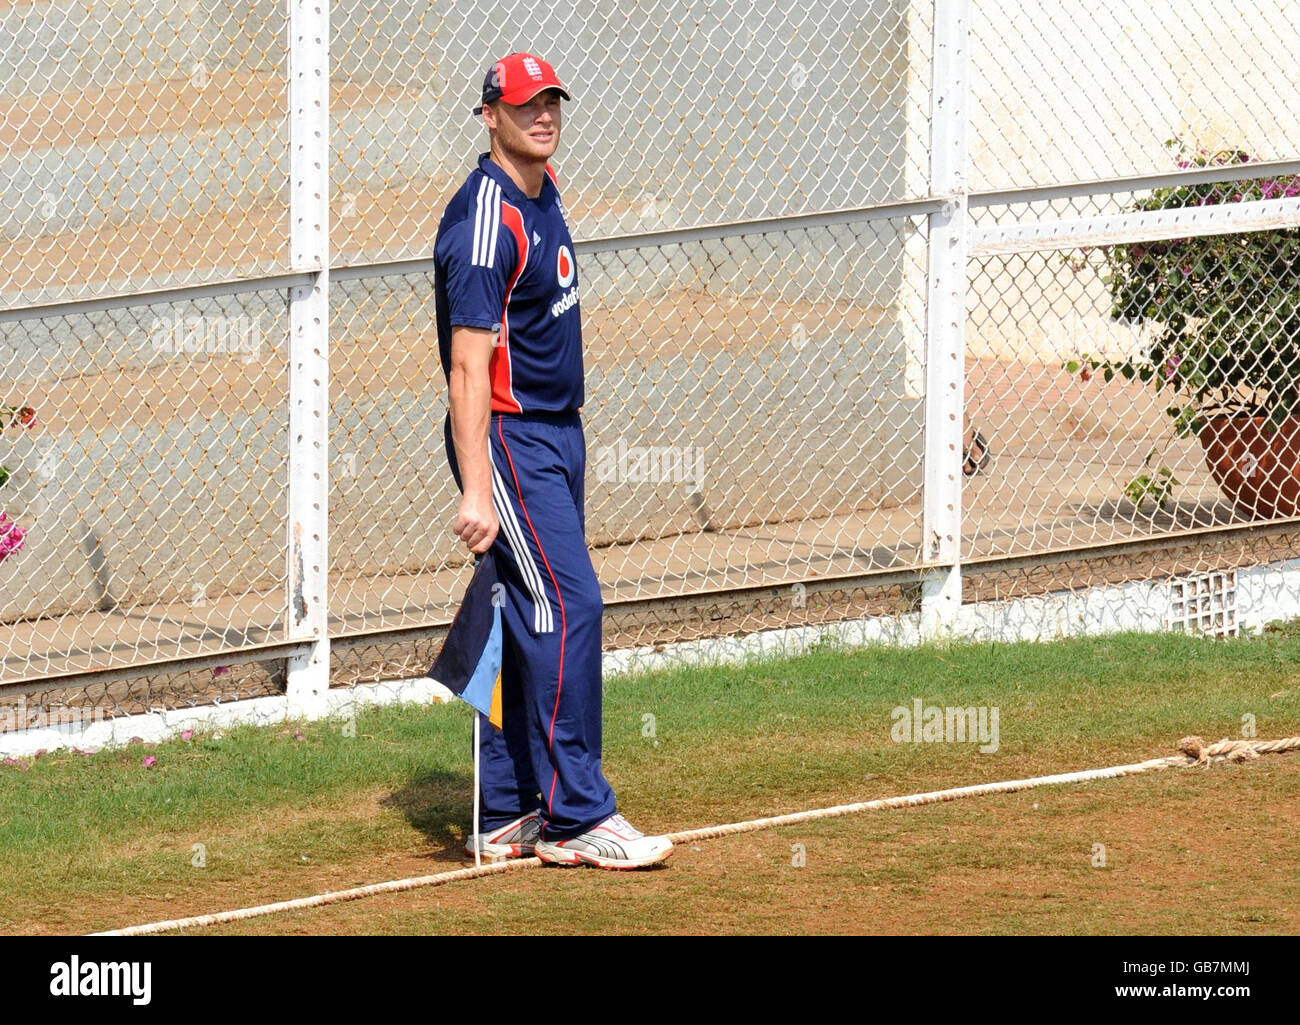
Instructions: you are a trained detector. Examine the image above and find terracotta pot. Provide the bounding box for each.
[1199,415,1300,519]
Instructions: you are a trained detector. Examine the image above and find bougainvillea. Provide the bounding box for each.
[0,404,35,563]
[1071,141,1300,436]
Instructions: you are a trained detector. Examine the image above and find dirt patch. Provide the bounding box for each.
[38,751,1300,936]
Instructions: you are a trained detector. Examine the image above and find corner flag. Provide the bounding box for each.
[429,549,504,728]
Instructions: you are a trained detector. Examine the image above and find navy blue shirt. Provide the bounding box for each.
[434,154,583,413]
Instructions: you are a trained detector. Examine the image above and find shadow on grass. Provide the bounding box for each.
[383,768,476,865]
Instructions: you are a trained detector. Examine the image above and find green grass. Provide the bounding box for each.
[2,629,1299,934]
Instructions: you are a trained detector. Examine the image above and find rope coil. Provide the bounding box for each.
[1176,735,1300,763]
[89,735,1300,936]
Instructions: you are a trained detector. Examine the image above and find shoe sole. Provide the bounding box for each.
[463,843,536,864]
[535,844,674,871]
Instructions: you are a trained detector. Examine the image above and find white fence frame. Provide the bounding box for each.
[3,0,1300,751]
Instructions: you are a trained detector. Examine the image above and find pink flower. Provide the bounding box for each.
[181,728,194,741]
[1164,355,1183,380]
[213,665,229,676]
[142,755,157,768]
[0,513,25,561]
[17,406,35,430]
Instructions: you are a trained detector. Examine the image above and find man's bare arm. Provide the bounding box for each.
[448,326,499,554]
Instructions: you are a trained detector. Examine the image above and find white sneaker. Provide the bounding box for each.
[464,811,540,862]
[534,813,674,870]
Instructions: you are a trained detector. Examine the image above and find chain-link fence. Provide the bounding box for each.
[3,0,1299,739]
[0,2,289,308]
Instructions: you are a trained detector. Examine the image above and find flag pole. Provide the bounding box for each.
[472,713,482,868]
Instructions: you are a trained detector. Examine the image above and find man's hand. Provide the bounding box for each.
[453,490,498,554]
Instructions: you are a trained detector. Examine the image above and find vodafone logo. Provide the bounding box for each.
[556,244,575,288]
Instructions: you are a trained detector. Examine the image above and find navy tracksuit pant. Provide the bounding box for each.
[443,409,617,841]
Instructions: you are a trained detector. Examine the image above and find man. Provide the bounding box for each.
[433,53,673,870]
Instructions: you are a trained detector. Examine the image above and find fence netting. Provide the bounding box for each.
[0,1,289,308]
[2,0,1299,730]
[970,0,1300,191]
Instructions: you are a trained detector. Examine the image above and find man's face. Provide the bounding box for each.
[485,88,563,162]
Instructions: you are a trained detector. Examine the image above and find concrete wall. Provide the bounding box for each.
[7,0,1295,624]
[0,1,928,622]
[966,0,1300,364]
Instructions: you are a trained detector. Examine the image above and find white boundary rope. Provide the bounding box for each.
[89,735,1300,936]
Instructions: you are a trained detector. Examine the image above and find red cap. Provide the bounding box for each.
[473,53,572,115]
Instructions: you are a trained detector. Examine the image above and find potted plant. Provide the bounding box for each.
[1070,142,1300,518]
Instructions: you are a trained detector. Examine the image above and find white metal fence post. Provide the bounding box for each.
[921,0,970,639]
[285,0,330,716]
